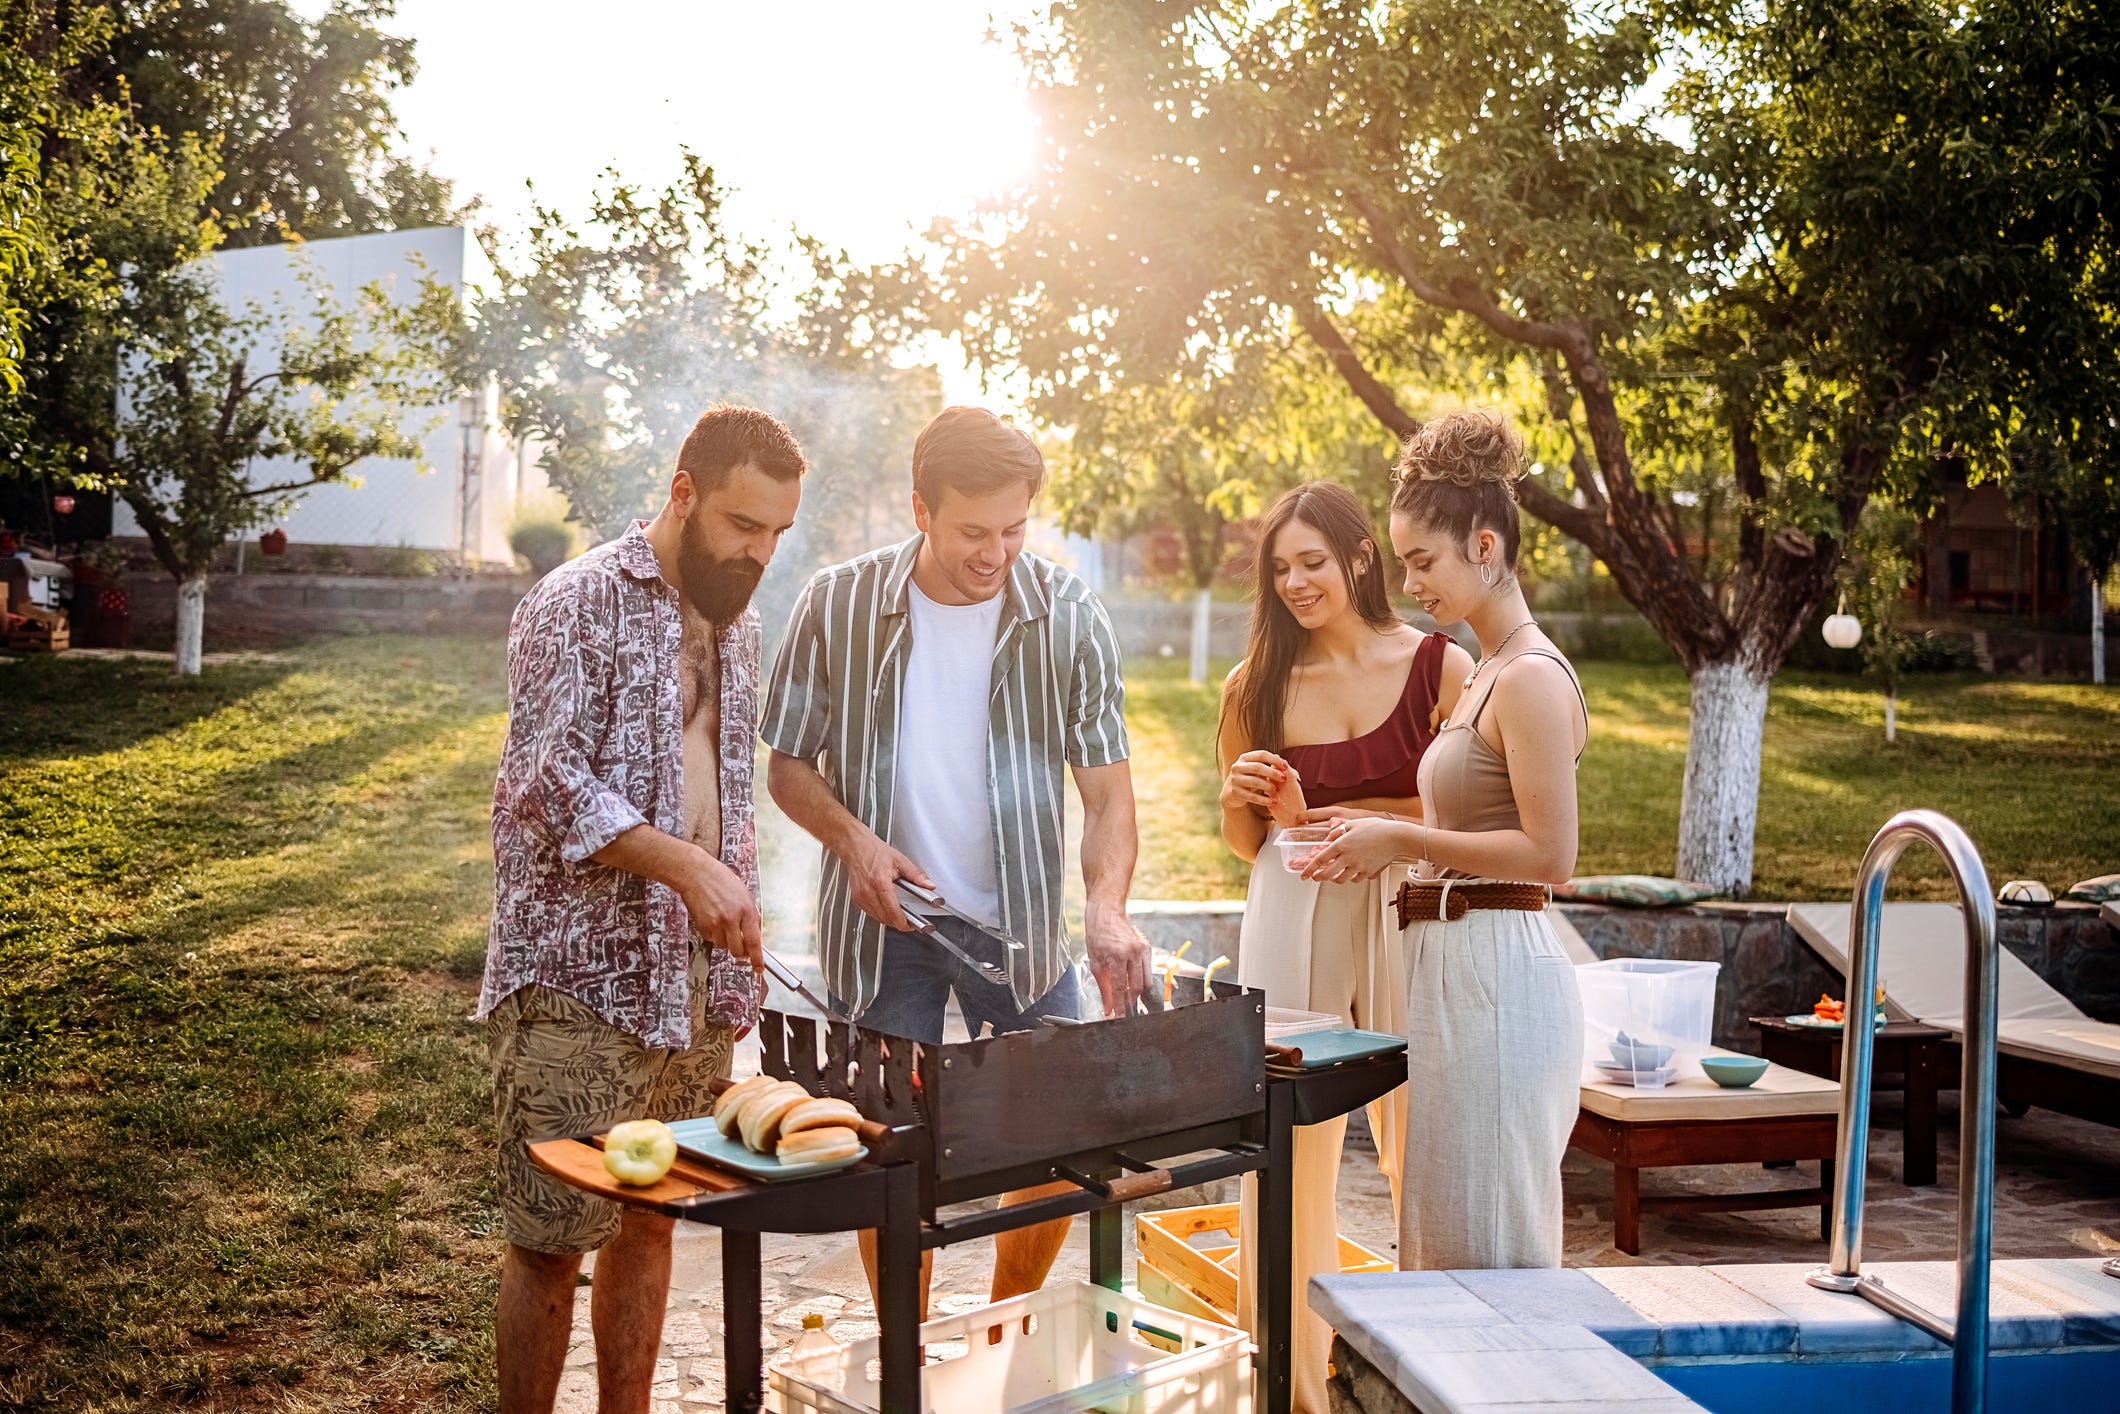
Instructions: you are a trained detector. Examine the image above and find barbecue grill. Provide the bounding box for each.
[530,982,1405,1414]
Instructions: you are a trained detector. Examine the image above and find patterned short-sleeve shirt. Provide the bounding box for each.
[476,521,763,1049]
[761,536,1129,1016]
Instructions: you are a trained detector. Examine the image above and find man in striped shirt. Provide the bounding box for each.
[763,404,1151,1300]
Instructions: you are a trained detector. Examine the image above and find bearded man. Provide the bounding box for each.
[476,404,805,1414]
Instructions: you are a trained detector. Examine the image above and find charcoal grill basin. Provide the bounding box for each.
[527,989,1404,1414]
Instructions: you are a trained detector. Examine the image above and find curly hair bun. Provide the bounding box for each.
[1392,410,1526,489]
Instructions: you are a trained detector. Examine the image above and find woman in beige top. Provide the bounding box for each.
[1302,410,1587,1270]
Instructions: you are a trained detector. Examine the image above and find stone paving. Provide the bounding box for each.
[550,1055,2120,1412]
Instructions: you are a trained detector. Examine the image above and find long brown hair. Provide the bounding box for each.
[1221,482,1400,758]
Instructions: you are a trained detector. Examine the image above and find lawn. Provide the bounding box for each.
[2,637,2113,1409]
[1122,656,2120,900]
[0,639,508,1411]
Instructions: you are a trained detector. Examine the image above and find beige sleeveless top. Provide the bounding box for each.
[1415,648,1588,875]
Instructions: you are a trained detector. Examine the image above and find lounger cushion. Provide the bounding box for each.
[1557,875,1720,908]
[1997,1019,2120,1082]
[2065,873,2120,903]
[1786,901,2086,1029]
[1579,1050,1841,1122]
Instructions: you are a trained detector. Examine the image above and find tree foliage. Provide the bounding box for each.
[110,257,457,582]
[473,154,940,581]
[70,0,461,244]
[944,0,2120,676]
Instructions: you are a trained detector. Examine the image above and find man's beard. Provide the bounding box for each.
[677,518,764,624]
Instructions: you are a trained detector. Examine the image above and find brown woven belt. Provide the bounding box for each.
[1393,878,1550,929]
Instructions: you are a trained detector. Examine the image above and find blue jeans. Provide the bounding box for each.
[829,914,1081,1045]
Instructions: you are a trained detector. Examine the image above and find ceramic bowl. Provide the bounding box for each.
[1608,1037,1675,1069]
[1700,1054,1769,1089]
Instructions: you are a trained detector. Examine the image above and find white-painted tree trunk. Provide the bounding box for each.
[1674,661,1772,897]
[1884,692,1898,743]
[2092,578,2107,686]
[173,575,207,677]
[1188,587,1212,685]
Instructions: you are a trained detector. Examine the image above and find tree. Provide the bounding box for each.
[1843,502,1920,742]
[73,0,461,245]
[108,256,455,672]
[473,155,940,620]
[941,0,2120,892]
[2007,439,2120,686]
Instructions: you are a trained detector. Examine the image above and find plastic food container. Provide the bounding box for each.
[1575,958,1720,1089]
[769,1280,1249,1414]
[1273,825,1335,875]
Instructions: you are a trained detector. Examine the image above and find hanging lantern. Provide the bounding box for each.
[260,528,289,556]
[1822,612,1863,650]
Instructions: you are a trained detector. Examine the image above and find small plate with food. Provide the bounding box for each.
[1787,989,1886,1030]
[664,1078,867,1181]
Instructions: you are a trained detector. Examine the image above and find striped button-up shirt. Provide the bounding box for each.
[762,536,1129,1016]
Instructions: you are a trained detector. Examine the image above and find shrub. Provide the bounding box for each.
[509,518,575,578]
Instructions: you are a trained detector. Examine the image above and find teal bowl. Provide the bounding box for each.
[1700,1055,1769,1089]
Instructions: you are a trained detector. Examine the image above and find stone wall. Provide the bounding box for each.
[128,572,530,644]
[1127,897,2120,1044]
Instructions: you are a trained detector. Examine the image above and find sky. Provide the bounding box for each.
[332,0,1047,404]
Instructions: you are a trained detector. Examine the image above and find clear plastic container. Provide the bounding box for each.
[1574,958,1720,1089]
[1272,825,1334,875]
[785,1314,844,1389]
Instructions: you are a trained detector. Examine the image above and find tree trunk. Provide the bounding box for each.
[1885,691,1898,744]
[1188,587,1212,685]
[2093,575,2107,686]
[1675,661,1772,896]
[174,575,207,677]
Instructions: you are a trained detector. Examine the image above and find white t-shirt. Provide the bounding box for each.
[889,579,1004,926]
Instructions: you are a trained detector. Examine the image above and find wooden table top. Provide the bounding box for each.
[1750,1015,1952,1039]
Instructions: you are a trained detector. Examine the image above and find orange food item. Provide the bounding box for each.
[1813,992,1846,1021]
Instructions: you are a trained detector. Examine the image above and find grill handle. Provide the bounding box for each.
[1053,1159,1174,1203]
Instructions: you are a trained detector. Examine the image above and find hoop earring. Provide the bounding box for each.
[1479,559,1497,589]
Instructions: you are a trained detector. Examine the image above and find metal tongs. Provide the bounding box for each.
[759,946,834,1017]
[890,879,1015,986]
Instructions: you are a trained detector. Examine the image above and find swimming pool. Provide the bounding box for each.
[1654,1347,2120,1412]
[1311,1259,2120,1414]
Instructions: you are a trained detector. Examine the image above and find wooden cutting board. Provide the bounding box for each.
[528,1135,756,1207]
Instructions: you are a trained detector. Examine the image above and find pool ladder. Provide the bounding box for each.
[1806,810,1997,1414]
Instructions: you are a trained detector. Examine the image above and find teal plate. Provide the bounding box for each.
[1272,1027,1408,1070]
[663,1117,866,1181]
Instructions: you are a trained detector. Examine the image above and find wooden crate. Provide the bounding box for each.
[1134,1201,1392,1325]
[6,615,69,653]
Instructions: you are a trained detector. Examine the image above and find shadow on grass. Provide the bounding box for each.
[0,653,302,764]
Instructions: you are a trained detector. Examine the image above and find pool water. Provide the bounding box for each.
[1653,1347,2120,1412]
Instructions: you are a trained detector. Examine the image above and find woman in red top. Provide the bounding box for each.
[1215,481,1471,1414]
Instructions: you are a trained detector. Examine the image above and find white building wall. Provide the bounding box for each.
[113,226,537,564]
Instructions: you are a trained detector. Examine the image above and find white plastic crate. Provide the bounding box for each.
[1575,958,1720,1088]
[768,1280,1251,1414]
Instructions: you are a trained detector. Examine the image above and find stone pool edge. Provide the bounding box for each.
[1312,1257,2120,1412]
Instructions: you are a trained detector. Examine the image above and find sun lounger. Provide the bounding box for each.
[1788,901,2120,1127]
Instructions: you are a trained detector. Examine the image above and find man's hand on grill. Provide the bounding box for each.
[678,849,764,967]
[840,827,931,932]
[1085,901,1151,1016]
[1301,817,1411,885]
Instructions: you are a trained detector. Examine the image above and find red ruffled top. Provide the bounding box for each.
[1281,632,1448,809]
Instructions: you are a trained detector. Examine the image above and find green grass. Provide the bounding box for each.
[0,639,507,1411]
[2,638,2113,1408]
[1122,656,2120,900]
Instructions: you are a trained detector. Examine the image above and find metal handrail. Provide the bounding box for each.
[1806,810,1998,1414]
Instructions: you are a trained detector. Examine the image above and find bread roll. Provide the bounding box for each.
[776,1125,860,1164]
[778,1097,862,1137]
[739,1083,811,1153]
[713,1075,779,1137]
[712,1075,776,1134]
